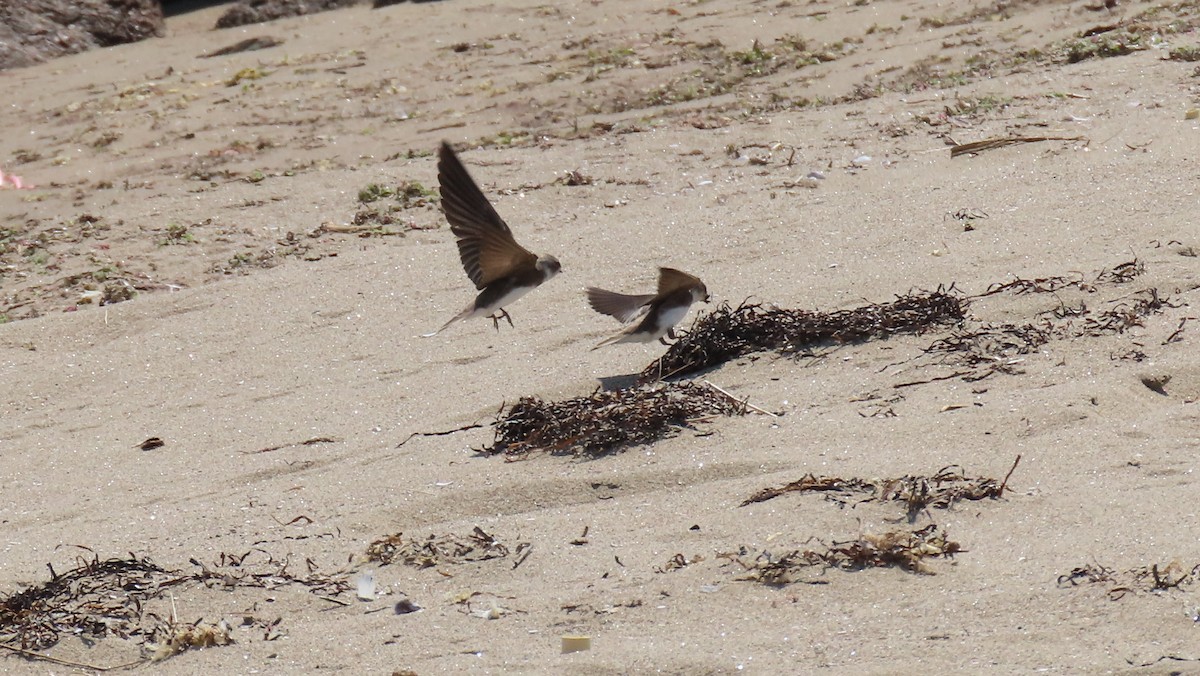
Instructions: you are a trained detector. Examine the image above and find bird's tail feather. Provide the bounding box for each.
[421,304,475,337]
[590,331,627,351]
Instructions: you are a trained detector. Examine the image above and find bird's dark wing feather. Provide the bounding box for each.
[585,287,656,324]
[657,267,703,295]
[438,142,536,289]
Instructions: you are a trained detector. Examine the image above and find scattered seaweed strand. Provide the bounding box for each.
[702,380,779,417]
[0,644,141,671]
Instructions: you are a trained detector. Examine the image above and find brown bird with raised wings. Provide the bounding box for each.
[425,142,561,335]
[586,267,709,350]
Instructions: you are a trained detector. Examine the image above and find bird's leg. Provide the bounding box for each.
[488,308,515,331]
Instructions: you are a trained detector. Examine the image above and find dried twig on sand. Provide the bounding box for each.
[950,135,1086,158]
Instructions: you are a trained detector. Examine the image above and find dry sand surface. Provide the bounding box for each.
[2,0,1200,672]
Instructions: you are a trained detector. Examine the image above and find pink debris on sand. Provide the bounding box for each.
[0,168,33,189]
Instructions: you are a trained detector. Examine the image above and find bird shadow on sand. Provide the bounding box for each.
[597,373,641,391]
[596,360,722,391]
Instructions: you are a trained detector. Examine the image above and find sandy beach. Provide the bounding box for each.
[2,0,1200,672]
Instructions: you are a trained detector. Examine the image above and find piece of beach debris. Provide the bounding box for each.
[512,542,533,570]
[654,553,703,573]
[914,283,1171,383]
[1058,560,1200,600]
[722,525,962,582]
[978,258,1144,297]
[138,436,165,451]
[365,527,512,567]
[0,168,33,190]
[199,36,284,58]
[356,571,377,601]
[950,135,1086,158]
[225,67,269,87]
[485,381,749,457]
[742,457,1021,523]
[394,598,421,614]
[1,553,171,651]
[186,549,351,596]
[147,620,234,661]
[570,526,589,546]
[1,546,351,658]
[470,600,510,620]
[1057,563,1116,587]
[449,590,518,620]
[640,291,965,383]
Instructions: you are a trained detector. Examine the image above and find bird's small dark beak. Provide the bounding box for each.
[704,294,712,303]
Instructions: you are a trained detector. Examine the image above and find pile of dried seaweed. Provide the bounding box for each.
[365,527,513,568]
[0,554,174,651]
[640,290,965,382]
[877,463,1016,521]
[741,459,1019,522]
[486,381,746,457]
[723,525,962,583]
[1,548,350,661]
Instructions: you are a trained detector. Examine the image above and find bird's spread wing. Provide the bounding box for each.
[438,142,537,289]
[585,287,655,324]
[657,267,703,295]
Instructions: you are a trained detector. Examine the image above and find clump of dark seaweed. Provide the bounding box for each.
[640,290,966,382]
[1,547,350,665]
[1,553,170,651]
[486,381,747,457]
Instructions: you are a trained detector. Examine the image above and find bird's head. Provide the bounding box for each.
[536,255,562,279]
[691,282,710,304]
